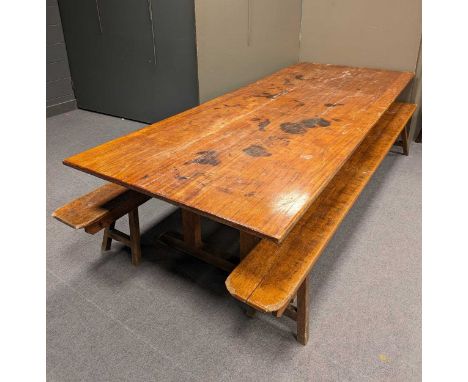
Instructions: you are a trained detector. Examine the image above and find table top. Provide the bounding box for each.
[64,63,413,243]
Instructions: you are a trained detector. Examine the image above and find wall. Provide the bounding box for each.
[299,0,422,140]
[49,0,421,133]
[47,0,75,116]
[195,0,302,103]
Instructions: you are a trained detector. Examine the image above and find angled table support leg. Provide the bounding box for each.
[158,209,238,272]
[239,230,261,317]
[129,208,141,266]
[296,276,310,345]
[239,231,260,261]
[182,209,202,249]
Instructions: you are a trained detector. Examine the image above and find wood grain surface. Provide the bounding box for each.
[225,102,417,312]
[64,63,413,242]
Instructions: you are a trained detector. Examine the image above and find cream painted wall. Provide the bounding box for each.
[299,0,422,139]
[195,0,421,140]
[195,0,302,103]
[299,0,421,71]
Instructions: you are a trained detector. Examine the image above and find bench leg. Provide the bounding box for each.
[101,222,115,252]
[400,124,410,156]
[128,208,141,266]
[296,277,310,345]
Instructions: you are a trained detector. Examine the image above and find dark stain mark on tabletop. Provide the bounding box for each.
[186,150,220,166]
[141,174,149,180]
[302,118,331,128]
[255,90,288,99]
[218,187,233,194]
[244,192,255,197]
[174,168,191,181]
[333,118,341,122]
[258,119,271,131]
[324,103,344,107]
[256,92,275,99]
[294,100,305,107]
[280,122,307,135]
[281,117,331,134]
[295,74,304,80]
[243,145,272,157]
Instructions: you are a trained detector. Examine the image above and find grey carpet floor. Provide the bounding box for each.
[47,109,421,382]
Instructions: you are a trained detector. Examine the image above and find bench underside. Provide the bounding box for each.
[52,183,150,234]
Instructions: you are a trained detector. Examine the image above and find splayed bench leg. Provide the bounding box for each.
[100,208,142,266]
[400,124,410,156]
[101,222,115,252]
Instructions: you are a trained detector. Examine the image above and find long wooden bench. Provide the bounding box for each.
[225,102,416,345]
[52,183,150,265]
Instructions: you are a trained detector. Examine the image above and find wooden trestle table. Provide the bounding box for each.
[63,63,413,268]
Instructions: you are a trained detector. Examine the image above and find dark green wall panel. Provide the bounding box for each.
[58,0,199,123]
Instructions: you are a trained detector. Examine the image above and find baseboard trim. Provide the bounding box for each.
[47,99,77,117]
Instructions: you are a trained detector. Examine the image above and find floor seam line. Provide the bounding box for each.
[46,268,198,380]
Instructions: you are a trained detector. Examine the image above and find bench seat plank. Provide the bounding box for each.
[225,102,416,312]
[52,183,150,234]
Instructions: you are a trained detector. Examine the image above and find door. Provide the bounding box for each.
[58,0,199,123]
